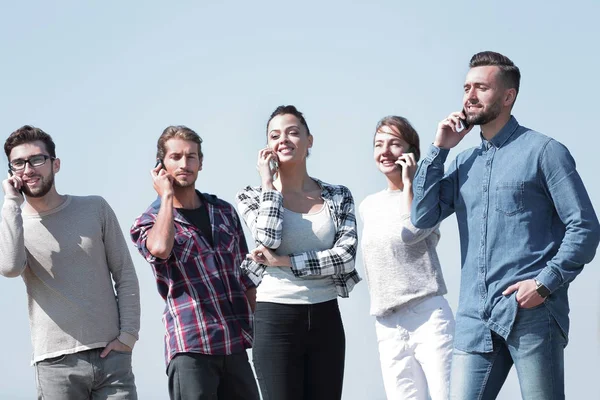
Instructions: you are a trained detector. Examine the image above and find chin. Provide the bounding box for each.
[174,180,195,188]
[380,167,399,175]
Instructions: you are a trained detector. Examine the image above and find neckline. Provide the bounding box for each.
[23,195,72,218]
[283,203,326,216]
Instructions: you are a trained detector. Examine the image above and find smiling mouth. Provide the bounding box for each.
[380,159,397,165]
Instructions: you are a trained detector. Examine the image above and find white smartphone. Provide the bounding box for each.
[269,159,279,173]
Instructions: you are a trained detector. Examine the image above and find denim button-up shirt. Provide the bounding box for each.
[412,116,600,353]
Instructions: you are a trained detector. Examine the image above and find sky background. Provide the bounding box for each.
[1,1,599,399]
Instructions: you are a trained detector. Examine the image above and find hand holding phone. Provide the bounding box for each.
[434,110,472,149]
[4,170,24,196]
[151,158,174,197]
[395,151,417,183]
[258,147,278,189]
[395,147,416,172]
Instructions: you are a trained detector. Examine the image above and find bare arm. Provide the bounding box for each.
[145,164,176,259]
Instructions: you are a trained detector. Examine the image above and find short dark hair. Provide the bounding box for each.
[374,116,421,162]
[156,125,203,160]
[266,105,311,136]
[4,125,56,159]
[469,51,521,96]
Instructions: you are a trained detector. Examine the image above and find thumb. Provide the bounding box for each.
[502,283,519,296]
[100,344,112,358]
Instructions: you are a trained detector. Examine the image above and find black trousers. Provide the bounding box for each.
[167,352,260,400]
[252,299,346,400]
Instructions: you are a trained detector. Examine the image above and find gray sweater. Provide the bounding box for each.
[359,189,447,317]
[0,194,140,363]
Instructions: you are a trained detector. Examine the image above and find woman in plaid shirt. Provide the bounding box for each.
[236,105,361,400]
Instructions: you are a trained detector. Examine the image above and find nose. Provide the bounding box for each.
[273,133,290,149]
[22,162,35,175]
[465,87,478,103]
[381,143,395,156]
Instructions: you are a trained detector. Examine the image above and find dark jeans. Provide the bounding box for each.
[252,299,346,400]
[167,352,259,400]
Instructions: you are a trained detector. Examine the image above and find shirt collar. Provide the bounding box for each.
[150,190,218,226]
[479,115,520,149]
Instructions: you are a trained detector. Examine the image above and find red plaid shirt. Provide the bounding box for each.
[130,191,255,366]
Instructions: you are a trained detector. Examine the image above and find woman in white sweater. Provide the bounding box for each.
[359,116,455,400]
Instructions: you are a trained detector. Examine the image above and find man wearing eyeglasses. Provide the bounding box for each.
[0,125,141,399]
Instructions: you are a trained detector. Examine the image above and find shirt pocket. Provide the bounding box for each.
[495,181,525,216]
[216,223,239,253]
[174,230,194,263]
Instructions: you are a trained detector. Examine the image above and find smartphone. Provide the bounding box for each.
[155,159,165,170]
[8,169,24,194]
[269,159,279,173]
[457,108,470,133]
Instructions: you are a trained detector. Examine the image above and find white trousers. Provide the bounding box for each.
[375,295,455,400]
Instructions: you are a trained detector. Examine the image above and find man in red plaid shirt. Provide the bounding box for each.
[131,125,259,400]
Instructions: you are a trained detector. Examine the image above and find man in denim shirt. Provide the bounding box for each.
[412,51,600,399]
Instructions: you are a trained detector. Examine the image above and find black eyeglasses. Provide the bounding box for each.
[8,154,55,171]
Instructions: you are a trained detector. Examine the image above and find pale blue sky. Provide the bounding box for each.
[1,1,599,399]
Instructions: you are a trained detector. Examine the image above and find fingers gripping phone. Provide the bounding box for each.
[155,159,165,170]
[8,169,24,194]
[396,146,416,171]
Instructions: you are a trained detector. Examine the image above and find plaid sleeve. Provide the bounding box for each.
[130,211,169,265]
[239,258,265,287]
[289,185,358,277]
[230,208,257,291]
[235,186,284,249]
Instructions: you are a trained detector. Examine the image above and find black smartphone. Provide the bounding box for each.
[457,108,470,132]
[8,169,23,194]
[155,159,165,170]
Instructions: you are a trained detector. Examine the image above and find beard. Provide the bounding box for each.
[172,172,197,188]
[173,179,195,188]
[22,171,55,198]
[467,97,503,126]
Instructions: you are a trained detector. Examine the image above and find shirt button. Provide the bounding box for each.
[483,187,488,192]
[483,213,487,218]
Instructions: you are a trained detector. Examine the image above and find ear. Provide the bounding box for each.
[53,158,61,173]
[504,88,517,107]
[308,134,313,149]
